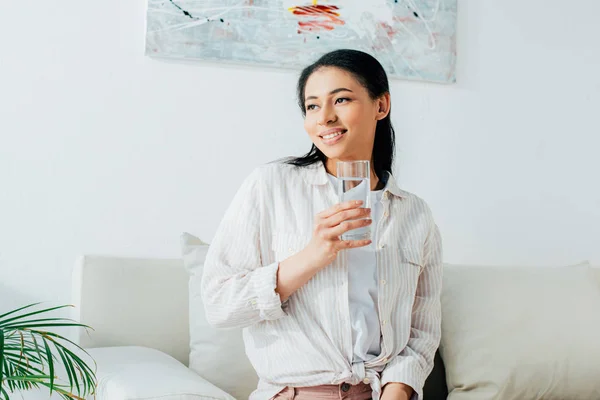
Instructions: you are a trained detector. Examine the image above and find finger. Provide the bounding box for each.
[316,200,364,220]
[328,218,372,238]
[325,207,371,228]
[336,238,372,250]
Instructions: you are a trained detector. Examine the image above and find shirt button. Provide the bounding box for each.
[382,320,387,326]
[378,244,385,249]
[381,279,387,285]
[383,211,389,218]
[250,299,257,305]
[363,378,371,384]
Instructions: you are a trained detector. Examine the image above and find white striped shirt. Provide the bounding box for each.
[201,161,443,400]
[326,172,383,363]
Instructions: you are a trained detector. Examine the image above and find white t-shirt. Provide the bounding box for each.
[327,173,385,362]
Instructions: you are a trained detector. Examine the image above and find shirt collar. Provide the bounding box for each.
[301,161,407,198]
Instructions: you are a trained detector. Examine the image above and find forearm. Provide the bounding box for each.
[276,248,322,302]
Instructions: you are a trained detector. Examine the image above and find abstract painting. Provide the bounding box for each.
[145,0,457,83]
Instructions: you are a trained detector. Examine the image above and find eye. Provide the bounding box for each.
[335,97,351,104]
[306,104,318,111]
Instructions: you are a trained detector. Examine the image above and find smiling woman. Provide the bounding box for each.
[201,49,443,400]
[289,49,394,191]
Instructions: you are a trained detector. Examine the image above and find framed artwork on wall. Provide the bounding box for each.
[145,0,457,83]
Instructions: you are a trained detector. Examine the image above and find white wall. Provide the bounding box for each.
[1,0,599,312]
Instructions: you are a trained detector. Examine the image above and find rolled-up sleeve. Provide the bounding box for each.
[381,222,443,400]
[201,168,286,329]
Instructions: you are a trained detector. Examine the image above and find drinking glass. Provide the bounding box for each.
[336,160,371,241]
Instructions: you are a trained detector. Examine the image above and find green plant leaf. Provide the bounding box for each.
[37,331,96,368]
[0,303,43,321]
[51,344,94,396]
[0,318,80,330]
[42,334,55,394]
[3,347,46,364]
[0,385,8,400]
[30,331,45,370]
[0,304,72,326]
[0,328,4,388]
[5,374,52,382]
[35,380,86,400]
[56,346,75,394]
[1,304,97,399]
[1,323,88,330]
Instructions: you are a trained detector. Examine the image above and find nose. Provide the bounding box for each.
[317,103,337,126]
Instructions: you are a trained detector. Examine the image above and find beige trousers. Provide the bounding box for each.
[271,382,372,400]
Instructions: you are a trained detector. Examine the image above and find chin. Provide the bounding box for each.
[314,145,345,160]
[321,151,344,160]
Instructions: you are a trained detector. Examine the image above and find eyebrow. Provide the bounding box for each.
[305,87,353,101]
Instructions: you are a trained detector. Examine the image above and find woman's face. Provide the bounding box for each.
[303,67,389,172]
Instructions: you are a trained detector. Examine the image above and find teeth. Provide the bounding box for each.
[323,131,343,140]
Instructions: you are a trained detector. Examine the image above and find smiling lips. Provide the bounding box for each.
[319,128,347,144]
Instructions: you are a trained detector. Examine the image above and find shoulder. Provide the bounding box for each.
[240,160,306,192]
[389,183,435,222]
[401,190,431,210]
[389,187,440,243]
[247,159,306,183]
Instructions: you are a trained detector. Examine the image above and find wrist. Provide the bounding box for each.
[299,245,326,272]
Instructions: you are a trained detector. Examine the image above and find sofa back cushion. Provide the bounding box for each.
[592,266,600,288]
[440,262,600,400]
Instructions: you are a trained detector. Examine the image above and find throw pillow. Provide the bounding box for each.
[88,346,235,400]
[180,232,259,400]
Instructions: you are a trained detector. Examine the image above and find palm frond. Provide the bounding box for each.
[0,303,70,325]
[1,303,97,399]
[0,329,4,390]
[0,303,43,320]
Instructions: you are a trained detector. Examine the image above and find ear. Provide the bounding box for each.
[375,93,391,121]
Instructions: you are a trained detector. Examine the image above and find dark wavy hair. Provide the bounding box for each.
[286,49,395,179]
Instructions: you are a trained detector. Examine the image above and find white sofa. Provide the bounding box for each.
[66,239,600,400]
[71,253,242,400]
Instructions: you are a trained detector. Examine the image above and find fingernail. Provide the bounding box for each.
[354,200,363,205]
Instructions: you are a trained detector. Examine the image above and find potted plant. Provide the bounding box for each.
[0,303,97,399]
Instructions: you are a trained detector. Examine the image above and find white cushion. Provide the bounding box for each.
[87,346,234,400]
[181,233,259,400]
[440,262,600,400]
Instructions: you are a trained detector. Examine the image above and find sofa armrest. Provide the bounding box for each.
[71,255,190,365]
[86,346,235,400]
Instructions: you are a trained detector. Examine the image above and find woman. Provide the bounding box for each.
[201,49,443,400]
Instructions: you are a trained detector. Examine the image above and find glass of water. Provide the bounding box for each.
[336,160,371,241]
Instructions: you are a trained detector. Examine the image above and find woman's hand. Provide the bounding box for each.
[276,200,371,302]
[303,200,372,270]
[381,383,413,400]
